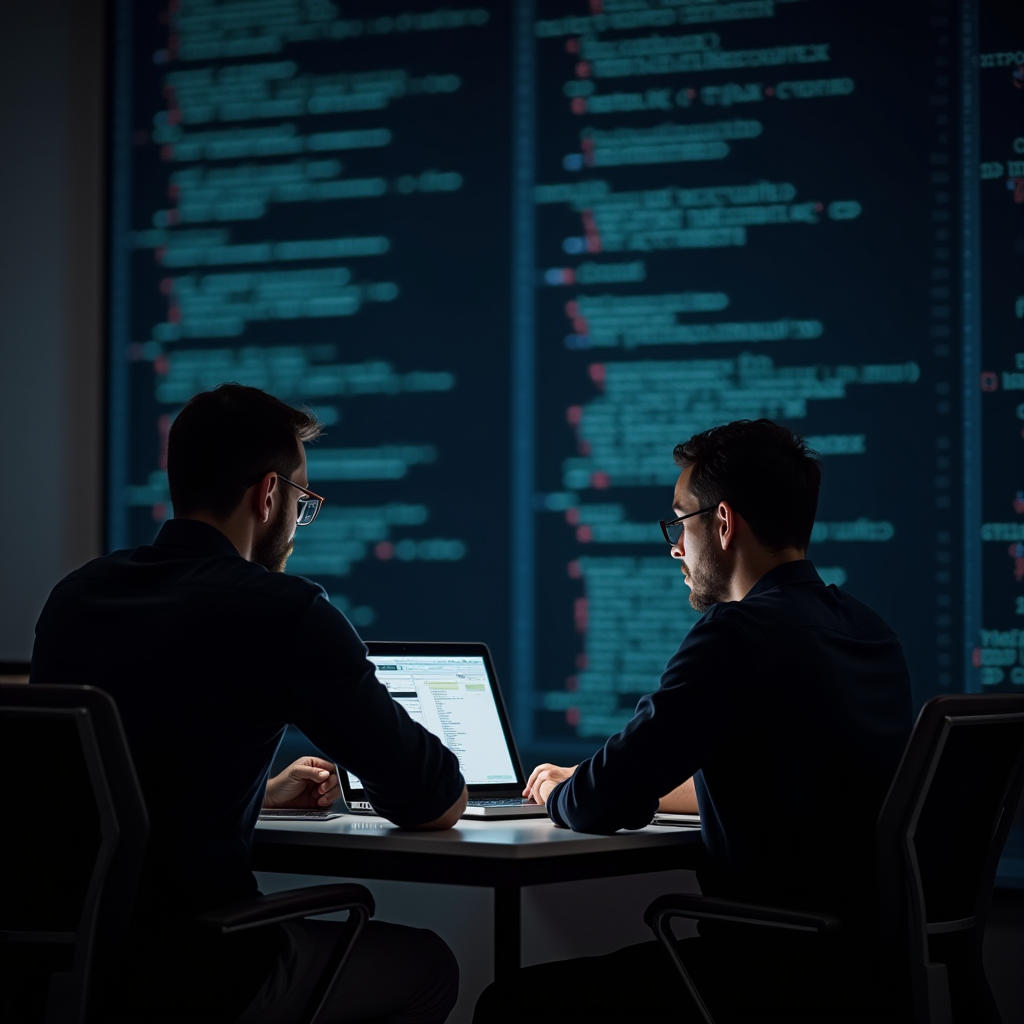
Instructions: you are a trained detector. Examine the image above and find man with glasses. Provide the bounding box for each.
[475,418,912,1023]
[31,383,466,1023]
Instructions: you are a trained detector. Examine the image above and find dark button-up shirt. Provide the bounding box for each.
[31,519,464,917]
[548,560,913,921]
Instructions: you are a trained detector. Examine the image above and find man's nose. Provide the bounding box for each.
[671,541,684,559]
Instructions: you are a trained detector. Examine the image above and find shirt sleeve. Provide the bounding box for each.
[548,608,759,834]
[286,592,465,826]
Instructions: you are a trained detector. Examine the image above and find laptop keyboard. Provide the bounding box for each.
[467,798,536,807]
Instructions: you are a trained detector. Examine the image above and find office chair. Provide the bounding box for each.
[645,693,1024,1024]
[876,693,1024,1023]
[0,684,375,1024]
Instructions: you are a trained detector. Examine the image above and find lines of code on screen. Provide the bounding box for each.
[528,0,964,747]
[975,1,1024,694]
[110,1,515,664]
[108,0,1017,761]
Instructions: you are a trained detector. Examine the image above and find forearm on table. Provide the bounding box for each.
[400,784,468,830]
[658,777,697,814]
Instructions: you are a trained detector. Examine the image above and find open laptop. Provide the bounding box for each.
[340,641,548,819]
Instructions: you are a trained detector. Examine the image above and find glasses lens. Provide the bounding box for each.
[660,519,683,544]
[296,497,320,526]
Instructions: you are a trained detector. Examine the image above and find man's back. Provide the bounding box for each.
[549,561,913,923]
[690,560,913,917]
[31,518,463,918]
[35,384,465,1023]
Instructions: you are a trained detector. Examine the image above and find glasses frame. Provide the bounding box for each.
[658,504,719,545]
[265,473,326,526]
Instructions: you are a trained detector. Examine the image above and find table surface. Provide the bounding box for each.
[254,813,704,983]
[255,813,703,861]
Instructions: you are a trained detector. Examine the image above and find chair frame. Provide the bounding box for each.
[645,694,1024,1024]
[0,685,376,1024]
[876,696,1024,1024]
[0,707,117,1019]
[1,685,149,1023]
[644,894,840,1024]
[196,883,375,1024]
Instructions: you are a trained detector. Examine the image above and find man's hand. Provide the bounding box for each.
[264,756,341,809]
[523,763,578,806]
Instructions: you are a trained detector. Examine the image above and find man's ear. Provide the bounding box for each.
[253,472,278,524]
[717,501,737,551]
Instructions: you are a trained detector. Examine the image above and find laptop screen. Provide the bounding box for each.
[345,650,519,789]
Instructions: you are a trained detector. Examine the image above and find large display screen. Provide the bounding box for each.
[108,0,1022,769]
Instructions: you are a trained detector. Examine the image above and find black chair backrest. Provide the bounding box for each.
[0,685,148,1023]
[876,693,1024,1019]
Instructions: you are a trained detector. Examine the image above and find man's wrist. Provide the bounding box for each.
[544,778,568,827]
[263,772,281,807]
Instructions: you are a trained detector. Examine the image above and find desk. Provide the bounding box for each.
[254,815,702,981]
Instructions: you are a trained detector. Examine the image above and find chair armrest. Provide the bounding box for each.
[644,894,841,935]
[196,884,376,935]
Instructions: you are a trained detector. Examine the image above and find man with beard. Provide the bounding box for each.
[31,384,466,1023]
[473,419,912,1024]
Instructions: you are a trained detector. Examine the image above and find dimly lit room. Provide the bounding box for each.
[1,1,1021,1022]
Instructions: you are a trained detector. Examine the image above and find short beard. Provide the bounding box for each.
[251,503,294,573]
[683,541,731,613]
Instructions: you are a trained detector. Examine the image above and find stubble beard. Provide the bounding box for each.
[252,503,294,573]
[683,542,731,613]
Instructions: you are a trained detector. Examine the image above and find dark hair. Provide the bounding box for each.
[673,419,821,552]
[167,383,323,520]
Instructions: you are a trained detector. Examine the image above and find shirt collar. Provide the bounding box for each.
[744,559,822,600]
[153,518,243,558]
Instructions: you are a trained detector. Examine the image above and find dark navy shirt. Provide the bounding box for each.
[31,519,464,918]
[548,560,912,921]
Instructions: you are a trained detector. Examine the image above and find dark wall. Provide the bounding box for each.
[0,0,106,660]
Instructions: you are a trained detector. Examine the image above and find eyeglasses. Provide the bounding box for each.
[658,505,719,545]
[277,474,326,526]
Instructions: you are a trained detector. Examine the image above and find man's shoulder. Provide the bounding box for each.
[671,603,749,664]
[201,559,328,605]
[50,549,135,588]
[690,594,766,638]
[173,561,337,623]
[50,545,330,612]
[717,566,897,642]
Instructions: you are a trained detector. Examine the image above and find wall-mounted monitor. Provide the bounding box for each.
[107,0,1023,765]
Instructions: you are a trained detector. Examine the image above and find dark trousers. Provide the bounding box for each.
[236,920,459,1023]
[118,919,458,1024]
[473,934,896,1024]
